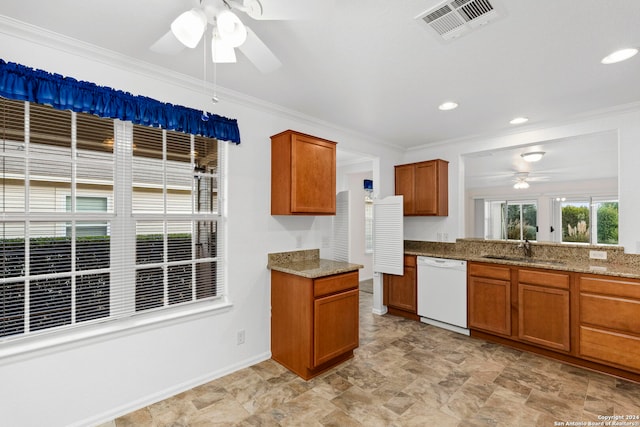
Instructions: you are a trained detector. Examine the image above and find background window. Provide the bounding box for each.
[484,200,537,241]
[557,197,618,245]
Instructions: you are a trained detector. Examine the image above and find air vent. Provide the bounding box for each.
[416,0,503,41]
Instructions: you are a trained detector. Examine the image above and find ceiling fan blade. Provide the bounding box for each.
[238,27,282,73]
[243,0,334,20]
[150,30,187,55]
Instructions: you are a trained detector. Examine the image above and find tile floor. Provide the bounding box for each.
[105,290,640,426]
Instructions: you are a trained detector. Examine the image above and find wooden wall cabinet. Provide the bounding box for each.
[517,268,571,352]
[468,262,512,336]
[578,274,640,373]
[271,130,337,215]
[394,159,448,216]
[271,270,359,380]
[383,255,418,320]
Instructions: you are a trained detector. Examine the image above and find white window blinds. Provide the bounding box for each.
[0,98,224,342]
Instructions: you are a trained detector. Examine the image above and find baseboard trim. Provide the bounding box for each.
[76,351,272,427]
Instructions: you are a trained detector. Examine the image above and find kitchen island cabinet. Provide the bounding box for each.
[270,269,359,380]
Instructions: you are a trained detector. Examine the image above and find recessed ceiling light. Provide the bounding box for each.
[510,117,529,125]
[601,48,638,64]
[438,101,458,111]
[521,151,545,162]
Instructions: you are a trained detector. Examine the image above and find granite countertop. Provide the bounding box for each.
[404,246,640,280]
[267,249,364,279]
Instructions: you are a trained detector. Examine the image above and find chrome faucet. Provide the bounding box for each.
[518,239,533,258]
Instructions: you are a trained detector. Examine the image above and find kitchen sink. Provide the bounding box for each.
[481,255,566,266]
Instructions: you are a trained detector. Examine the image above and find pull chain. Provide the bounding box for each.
[201,34,209,122]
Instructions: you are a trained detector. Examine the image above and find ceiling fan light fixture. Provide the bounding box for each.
[521,151,545,162]
[212,33,237,63]
[513,180,530,189]
[171,8,208,48]
[216,10,248,48]
[601,48,638,64]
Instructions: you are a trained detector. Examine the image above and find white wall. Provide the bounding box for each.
[0,27,403,427]
[402,108,640,253]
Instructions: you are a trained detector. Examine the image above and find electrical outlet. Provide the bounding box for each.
[589,250,607,260]
[295,235,302,248]
[237,330,245,345]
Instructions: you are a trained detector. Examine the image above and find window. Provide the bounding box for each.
[65,196,109,237]
[0,98,224,343]
[556,197,618,245]
[364,183,373,254]
[484,200,537,241]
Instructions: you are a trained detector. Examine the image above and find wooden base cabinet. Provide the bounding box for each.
[468,263,640,382]
[517,269,570,352]
[578,274,640,373]
[468,263,512,336]
[383,255,418,320]
[271,270,359,380]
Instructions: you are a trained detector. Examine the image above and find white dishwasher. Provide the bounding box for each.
[417,256,469,335]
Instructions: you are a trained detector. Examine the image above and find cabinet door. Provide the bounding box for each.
[313,289,359,367]
[291,133,336,214]
[518,284,570,351]
[468,276,511,336]
[387,266,416,313]
[394,164,415,215]
[415,161,438,215]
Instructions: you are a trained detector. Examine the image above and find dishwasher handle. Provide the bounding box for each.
[417,256,467,269]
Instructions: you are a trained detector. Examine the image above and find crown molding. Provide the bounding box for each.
[0,15,402,153]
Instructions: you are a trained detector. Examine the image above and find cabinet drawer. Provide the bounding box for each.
[518,269,569,289]
[579,275,640,300]
[468,262,511,281]
[580,293,640,334]
[404,255,416,267]
[580,326,640,372]
[314,271,358,297]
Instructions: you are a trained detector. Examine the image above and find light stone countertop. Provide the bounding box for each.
[404,239,640,280]
[267,249,363,279]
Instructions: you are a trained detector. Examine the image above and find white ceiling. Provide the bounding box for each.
[0,0,636,186]
[464,131,618,190]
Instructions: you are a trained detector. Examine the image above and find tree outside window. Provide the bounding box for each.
[560,198,618,245]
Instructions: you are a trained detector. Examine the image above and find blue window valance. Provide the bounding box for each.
[0,59,240,144]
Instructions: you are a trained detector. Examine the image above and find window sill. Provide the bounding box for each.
[0,297,233,365]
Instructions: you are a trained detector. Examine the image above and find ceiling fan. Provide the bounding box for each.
[150,0,300,73]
